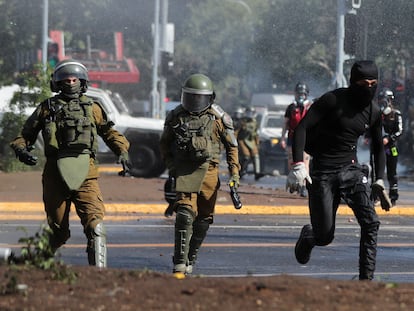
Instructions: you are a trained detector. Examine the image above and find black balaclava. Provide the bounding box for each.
[349,60,378,104]
[60,79,82,100]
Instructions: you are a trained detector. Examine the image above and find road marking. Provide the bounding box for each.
[2,242,414,248]
[3,223,414,231]
[3,202,414,215]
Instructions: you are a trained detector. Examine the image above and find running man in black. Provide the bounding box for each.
[286,60,392,280]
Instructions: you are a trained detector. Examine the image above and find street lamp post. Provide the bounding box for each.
[41,0,49,70]
[151,0,161,119]
[334,0,348,88]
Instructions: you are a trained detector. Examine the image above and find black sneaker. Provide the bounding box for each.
[295,224,315,264]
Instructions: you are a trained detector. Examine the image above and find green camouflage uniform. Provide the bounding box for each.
[10,94,129,267]
[160,103,239,273]
[237,117,261,177]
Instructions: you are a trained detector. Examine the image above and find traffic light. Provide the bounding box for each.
[161,52,174,75]
[344,12,358,55]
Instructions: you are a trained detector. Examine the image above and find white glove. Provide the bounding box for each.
[372,179,392,211]
[286,162,312,193]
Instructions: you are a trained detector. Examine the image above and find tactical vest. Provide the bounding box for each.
[43,95,98,157]
[172,110,220,163]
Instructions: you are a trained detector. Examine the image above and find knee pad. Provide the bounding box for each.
[175,207,194,229]
[85,219,106,238]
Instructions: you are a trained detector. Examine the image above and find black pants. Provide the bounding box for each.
[308,163,380,279]
[385,149,399,201]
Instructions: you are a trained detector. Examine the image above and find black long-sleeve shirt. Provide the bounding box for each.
[292,87,385,179]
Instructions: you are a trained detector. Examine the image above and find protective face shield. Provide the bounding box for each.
[181,74,214,114]
[233,107,245,119]
[51,59,89,95]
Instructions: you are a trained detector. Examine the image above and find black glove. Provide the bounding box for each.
[117,152,132,176]
[15,148,38,166]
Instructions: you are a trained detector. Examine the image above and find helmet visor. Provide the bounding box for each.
[181,92,211,113]
[54,62,89,82]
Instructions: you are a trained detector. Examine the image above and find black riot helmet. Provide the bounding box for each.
[294,82,309,105]
[181,74,215,114]
[50,59,89,93]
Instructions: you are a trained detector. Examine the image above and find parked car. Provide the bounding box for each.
[256,109,289,176]
[85,87,166,178]
[0,84,166,177]
[250,92,292,111]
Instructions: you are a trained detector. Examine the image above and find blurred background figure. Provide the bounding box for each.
[232,106,245,132]
[237,106,264,181]
[281,82,312,197]
[378,88,403,206]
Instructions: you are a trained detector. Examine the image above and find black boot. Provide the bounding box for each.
[295,224,315,264]
[359,222,379,281]
[187,219,210,275]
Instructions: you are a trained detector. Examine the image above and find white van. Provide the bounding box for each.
[250,93,292,112]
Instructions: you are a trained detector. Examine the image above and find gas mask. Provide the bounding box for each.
[296,94,306,106]
[380,99,392,115]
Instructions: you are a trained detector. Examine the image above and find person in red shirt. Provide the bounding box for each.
[281,82,312,196]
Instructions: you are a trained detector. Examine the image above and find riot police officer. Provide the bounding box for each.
[237,106,264,180]
[10,59,130,268]
[159,73,240,275]
[378,88,403,206]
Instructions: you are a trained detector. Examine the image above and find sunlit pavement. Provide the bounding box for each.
[2,162,414,283]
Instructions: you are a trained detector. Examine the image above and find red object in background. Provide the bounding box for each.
[49,30,140,84]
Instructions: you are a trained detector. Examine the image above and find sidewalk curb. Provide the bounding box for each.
[1,202,414,216]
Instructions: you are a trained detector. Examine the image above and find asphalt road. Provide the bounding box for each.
[2,211,414,283]
[1,149,414,283]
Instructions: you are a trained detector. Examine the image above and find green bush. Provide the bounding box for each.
[0,64,51,172]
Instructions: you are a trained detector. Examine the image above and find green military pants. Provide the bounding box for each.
[42,160,105,246]
[175,163,220,220]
